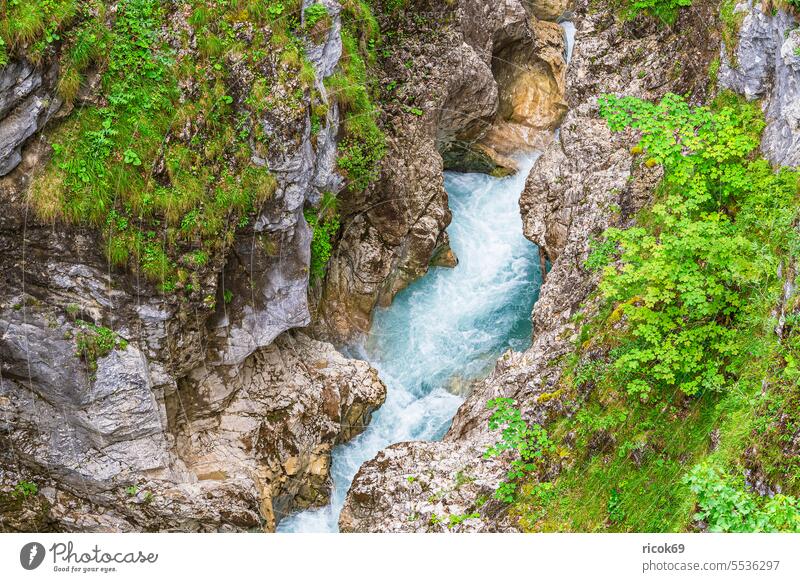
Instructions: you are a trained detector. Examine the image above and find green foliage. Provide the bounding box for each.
[596,93,799,398]
[12,480,38,499]
[447,512,480,529]
[607,486,626,524]
[303,3,328,29]
[585,237,618,272]
[485,398,555,503]
[0,0,78,59]
[30,0,280,295]
[75,320,128,374]
[623,0,692,24]
[304,193,341,281]
[511,93,800,533]
[685,464,800,532]
[326,3,386,192]
[720,0,747,64]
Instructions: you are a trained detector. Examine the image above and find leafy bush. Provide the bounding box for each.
[624,0,692,24]
[595,93,799,398]
[685,464,800,532]
[485,398,555,503]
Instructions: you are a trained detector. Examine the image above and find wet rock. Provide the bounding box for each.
[0,60,61,176]
[480,19,568,157]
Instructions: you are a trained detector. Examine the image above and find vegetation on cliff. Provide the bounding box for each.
[3,0,390,293]
[20,0,331,298]
[494,93,800,532]
[327,0,386,193]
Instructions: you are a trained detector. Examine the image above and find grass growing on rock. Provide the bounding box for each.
[75,319,128,374]
[327,0,386,193]
[28,0,336,295]
[20,0,388,293]
[0,0,80,65]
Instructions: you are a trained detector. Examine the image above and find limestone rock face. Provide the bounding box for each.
[340,0,721,532]
[0,1,385,532]
[480,18,567,159]
[169,332,386,531]
[526,0,572,21]
[0,60,61,176]
[1,318,385,531]
[317,0,568,343]
[718,1,800,168]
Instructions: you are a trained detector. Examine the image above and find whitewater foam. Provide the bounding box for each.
[278,154,543,532]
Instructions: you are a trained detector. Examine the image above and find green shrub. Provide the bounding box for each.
[595,93,799,398]
[624,0,692,24]
[485,398,555,503]
[685,464,800,532]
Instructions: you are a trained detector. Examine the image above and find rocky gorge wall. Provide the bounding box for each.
[316,0,572,343]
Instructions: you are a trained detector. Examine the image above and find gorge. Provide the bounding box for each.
[2,0,800,535]
[280,155,545,531]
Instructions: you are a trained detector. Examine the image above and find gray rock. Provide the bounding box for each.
[0,60,60,176]
[719,2,800,167]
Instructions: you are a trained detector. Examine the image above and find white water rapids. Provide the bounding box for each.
[278,22,576,534]
[278,156,543,532]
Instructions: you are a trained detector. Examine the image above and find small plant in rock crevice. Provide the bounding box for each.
[484,398,555,503]
[74,320,128,374]
[305,192,341,282]
[12,480,38,499]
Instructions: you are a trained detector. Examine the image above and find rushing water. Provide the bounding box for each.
[278,155,544,532]
[278,20,577,534]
